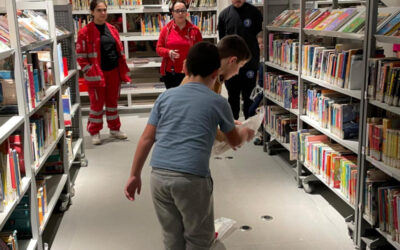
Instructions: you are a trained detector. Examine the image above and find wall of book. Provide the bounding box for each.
[0,1,85,249]
[264,0,400,249]
[71,0,218,111]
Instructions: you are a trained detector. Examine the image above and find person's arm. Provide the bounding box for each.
[156,27,170,58]
[76,29,92,74]
[124,124,156,201]
[195,28,203,44]
[224,127,255,149]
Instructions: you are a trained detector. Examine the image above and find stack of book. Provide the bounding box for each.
[0,136,24,212]
[291,130,357,204]
[367,117,400,168]
[190,12,217,35]
[367,57,400,107]
[30,100,59,169]
[305,87,360,139]
[36,177,48,228]
[264,71,298,109]
[268,35,299,71]
[264,105,297,144]
[0,70,18,107]
[190,0,217,7]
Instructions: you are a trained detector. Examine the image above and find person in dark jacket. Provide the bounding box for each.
[218,0,263,120]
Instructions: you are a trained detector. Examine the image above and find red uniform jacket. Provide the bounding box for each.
[156,20,202,76]
[76,22,131,87]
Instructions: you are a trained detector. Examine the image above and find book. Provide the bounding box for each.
[340,9,366,33]
[324,8,358,32]
[377,12,400,35]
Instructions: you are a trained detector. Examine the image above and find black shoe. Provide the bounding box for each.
[253,137,263,146]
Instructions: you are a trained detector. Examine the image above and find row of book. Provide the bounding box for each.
[0,11,70,47]
[36,177,48,228]
[367,117,400,169]
[364,171,400,243]
[30,101,60,169]
[72,0,217,10]
[305,87,360,139]
[268,35,299,71]
[138,14,170,35]
[367,57,400,107]
[0,136,24,213]
[270,7,400,35]
[190,12,216,35]
[290,130,357,204]
[264,105,297,144]
[302,44,363,90]
[264,71,298,110]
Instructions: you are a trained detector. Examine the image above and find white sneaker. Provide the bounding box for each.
[110,130,128,140]
[91,133,101,145]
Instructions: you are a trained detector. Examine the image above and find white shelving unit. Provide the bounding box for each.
[0,1,86,249]
[72,0,219,111]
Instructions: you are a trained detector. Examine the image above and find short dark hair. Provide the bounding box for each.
[90,0,107,12]
[186,42,221,78]
[169,0,189,13]
[217,35,251,63]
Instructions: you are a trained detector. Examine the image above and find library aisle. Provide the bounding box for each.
[49,115,355,250]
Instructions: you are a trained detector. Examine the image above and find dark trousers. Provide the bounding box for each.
[163,72,185,89]
[225,69,257,120]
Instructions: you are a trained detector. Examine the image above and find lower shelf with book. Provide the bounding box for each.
[301,160,355,208]
[33,129,65,175]
[264,93,299,116]
[0,177,30,230]
[375,228,400,250]
[366,156,400,182]
[265,61,299,76]
[39,174,68,234]
[300,115,359,153]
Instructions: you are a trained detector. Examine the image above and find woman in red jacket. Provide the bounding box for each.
[156,0,203,89]
[76,0,130,145]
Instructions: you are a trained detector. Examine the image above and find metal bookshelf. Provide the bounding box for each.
[0,1,86,249]
[263,0,369,247]
[72,1,219,111]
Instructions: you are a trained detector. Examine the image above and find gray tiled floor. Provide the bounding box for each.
[51,114,355,250]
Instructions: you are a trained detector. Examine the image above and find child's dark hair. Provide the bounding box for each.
[90,0,107,12]
[217,35,251,63]
[169,0,189,13]
[186,42,221,78]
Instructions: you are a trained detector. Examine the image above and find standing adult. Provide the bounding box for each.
[76,0,130,145]
[218,0,263,120]
[156,0,203,89]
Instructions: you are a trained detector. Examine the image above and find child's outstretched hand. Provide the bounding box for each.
[124,175,142,201]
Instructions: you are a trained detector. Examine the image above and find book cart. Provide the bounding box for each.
[71,0,219,112]
[264,0,400,248]
[0,0,85,248]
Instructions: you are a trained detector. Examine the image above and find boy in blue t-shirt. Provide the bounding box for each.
[124,42,254,249]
